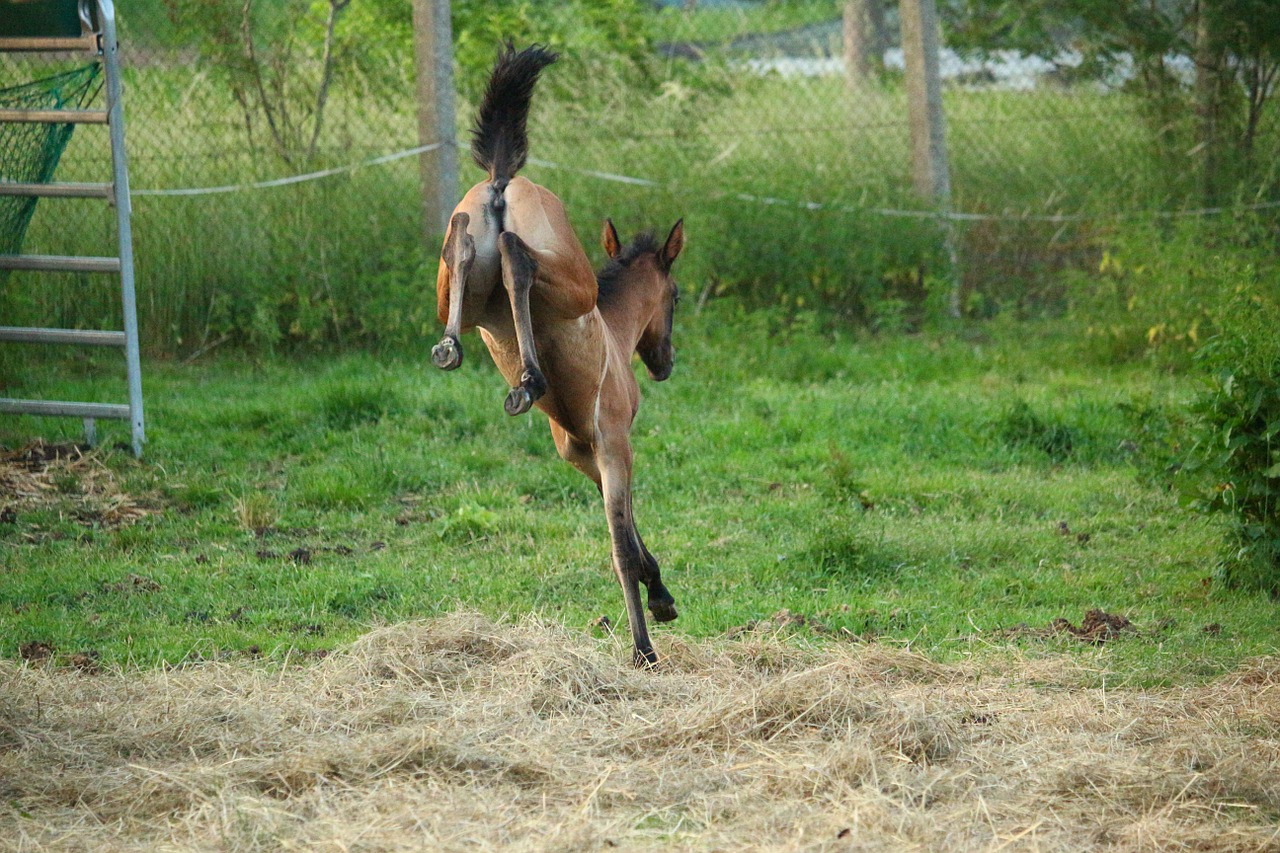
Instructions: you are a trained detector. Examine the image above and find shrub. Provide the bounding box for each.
[1179,294,1280,595]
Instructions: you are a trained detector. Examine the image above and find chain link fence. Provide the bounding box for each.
[2,1,1276,355]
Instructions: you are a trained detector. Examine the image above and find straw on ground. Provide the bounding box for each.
[2,613,1277,851]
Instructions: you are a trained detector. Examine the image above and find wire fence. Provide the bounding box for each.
[1,3,1277,354]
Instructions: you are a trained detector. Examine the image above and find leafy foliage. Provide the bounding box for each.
[452,0,657,100]
[1180,294,1280,594]
[162,0,362,167]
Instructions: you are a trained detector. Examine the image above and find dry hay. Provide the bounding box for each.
[0,440,156,531]
[2,614,1278,852]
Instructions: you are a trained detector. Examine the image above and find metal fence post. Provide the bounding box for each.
[411,0,458,240]
[899,0,961,318]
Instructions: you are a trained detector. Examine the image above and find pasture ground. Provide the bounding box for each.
[3,312,1280,849]
[2,614,1278,851]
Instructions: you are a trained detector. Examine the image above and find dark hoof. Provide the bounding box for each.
[504,369,546,416]
[431,337,462,371]
[648,598,678,623]
[633,646,659,670]
[504,386,533,416]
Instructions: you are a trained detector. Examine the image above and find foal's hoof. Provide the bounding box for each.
[505,386,533,416]
[633,646,660,670]
[504,370,546,416]
[648,599,679,623]
[431,337,462,371]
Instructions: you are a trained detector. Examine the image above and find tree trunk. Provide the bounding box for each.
[843,0,887,89]
[1194,0,1226,205]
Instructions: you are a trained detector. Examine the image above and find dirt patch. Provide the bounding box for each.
[998,608,1142,645]
[1052,608,1135,643]
[0,440,158,531]
[1,614,1277,852]
[17,640,54,663]
[102,572,164,594]
[251,541,373,565]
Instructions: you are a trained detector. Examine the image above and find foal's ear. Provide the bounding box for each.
[660,218,685,268]
[602,218,622,260]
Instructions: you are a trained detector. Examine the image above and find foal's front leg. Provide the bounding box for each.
[497,231,547,416]
[551,422,678,630]
[597,436,675,667]
[603,480,657,667]
[432,212,475,371]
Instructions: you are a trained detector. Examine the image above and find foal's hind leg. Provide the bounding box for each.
[432,212,475,371]
[498,231,547,416]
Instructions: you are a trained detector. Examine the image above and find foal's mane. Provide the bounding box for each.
[596,231,660,303]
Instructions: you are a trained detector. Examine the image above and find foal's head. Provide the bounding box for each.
[599,218,685,381]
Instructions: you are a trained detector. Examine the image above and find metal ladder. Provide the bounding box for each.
[0,0,144,457]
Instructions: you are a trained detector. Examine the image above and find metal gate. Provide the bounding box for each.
[0,0,144,457]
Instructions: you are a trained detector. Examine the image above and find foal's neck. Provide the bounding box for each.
[597,275,657,354]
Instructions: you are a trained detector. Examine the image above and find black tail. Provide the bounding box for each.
[471,42,559,183]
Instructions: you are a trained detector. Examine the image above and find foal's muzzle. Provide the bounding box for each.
[641,345,674,381]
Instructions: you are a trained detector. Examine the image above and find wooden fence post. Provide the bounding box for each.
[411,0,458,240]
[899,0,961,317]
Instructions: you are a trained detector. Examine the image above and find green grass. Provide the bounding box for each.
[2,311,1275,685]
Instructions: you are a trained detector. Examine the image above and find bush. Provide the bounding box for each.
[1179,294,1280,595]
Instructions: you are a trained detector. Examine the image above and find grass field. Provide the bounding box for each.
[2,310,1276,685]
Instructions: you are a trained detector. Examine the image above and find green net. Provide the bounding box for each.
[0,64,101,255]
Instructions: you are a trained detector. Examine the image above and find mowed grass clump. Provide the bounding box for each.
[0,312,1276,683]
[1,613,1278,851]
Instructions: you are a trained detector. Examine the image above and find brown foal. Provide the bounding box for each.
[431,43,686,666]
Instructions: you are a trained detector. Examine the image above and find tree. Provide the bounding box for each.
[941,0,1280,203]
[165,0,358,168]
[1201,2,1280,170]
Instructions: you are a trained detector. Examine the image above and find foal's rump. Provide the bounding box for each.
[500,178,597,320]
[433,176,596,330]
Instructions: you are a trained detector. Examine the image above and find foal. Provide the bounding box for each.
[431,43,686,666]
